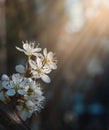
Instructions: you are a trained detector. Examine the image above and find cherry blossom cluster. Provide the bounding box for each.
[0,41,57,121]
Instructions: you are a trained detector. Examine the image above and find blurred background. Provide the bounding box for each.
[1,0,109,130]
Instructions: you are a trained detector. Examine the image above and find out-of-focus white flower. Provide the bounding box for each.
[15,65,25,74]
[16,104,32,121]
[16,84,45,121]
[21,109,32,121]
[2,73,29,96]
[43,48,57,70]
[16,41,42,57]
[25,95,45,112]
[29,58,51,83]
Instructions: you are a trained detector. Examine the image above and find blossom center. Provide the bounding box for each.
[37,68,42,75]
[45,57,50,64]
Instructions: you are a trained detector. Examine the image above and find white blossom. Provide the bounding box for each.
[16,83,45,121]
[43,48,57,70]
[16,104,32,121]
[16,41,42,57]
[2,73,29,96]
[29,58,51,83]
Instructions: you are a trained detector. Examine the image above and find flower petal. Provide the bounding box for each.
[23,43,29,51]
[33,48,42,52]
[50,62,57,70]
[37,58,42,68]
[29,60,37,69]
[48,52,53,60]
[41,74,51,83]
[16,46,25,53]
[15,65,25,73]
[2,81,12,89]
[19,80,28,88]
[26,100,34,107]
[31,70,39,79]
[43,67,51,74]
[18,89,26,95]
[7,89,16,96]
[12,74,21,84]
[21,109,28,121]
[1,74,9,81]
[43,48,47,57]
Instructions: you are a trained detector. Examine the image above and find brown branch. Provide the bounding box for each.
[0,102,31,130]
